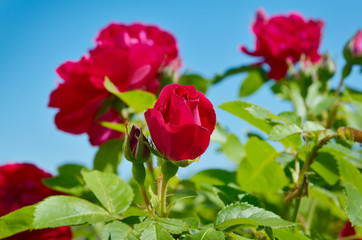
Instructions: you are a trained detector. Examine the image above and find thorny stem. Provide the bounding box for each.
[138,184,153,216]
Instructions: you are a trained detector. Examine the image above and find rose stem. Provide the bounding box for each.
[160,159,179,217]
[146,157,157,192]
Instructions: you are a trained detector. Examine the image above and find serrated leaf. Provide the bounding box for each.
[179,74,209,94]
[189,227,225,240]
[82,170,133,214]
[219,101,299,149]
[0,205,35,239]
[156,218,189,234]
[102,221,138,240]
[140,223,174,240]
[273,228,310,240]
[33,196,115,228]
[93,139,123,173]
[225,233,253,239]
[219,101,274,133]
[215,203,295,229]
[345,183,362,227]
[269,124,302,141]
[239,68,266,97]
[237,137,288,193]
[338,157,362,193]
[104,77,156,113]
[302,121,325,132]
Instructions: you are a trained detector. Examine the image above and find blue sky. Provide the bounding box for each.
[0,0,361,179]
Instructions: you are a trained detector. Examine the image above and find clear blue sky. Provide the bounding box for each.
[0,0,361,179]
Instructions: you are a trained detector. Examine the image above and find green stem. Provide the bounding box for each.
[146,157,157,192]
[160,180,168,217]
[138,184,153,215]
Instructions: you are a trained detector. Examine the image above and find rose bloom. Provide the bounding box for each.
[241,8,324,80]
[0,163,72,240]
[339,221,361,240]
[49,23,180,146]
[145,84,216,161]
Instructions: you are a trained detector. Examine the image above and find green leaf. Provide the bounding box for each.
[309,96,337,116]
[302,121,325,132]
[312,151,339,186]
[101,122,126,133]
[345,183,362,227]
[140,223,174,240]
[33,196,115,228]
[104,77,156,113]
[215,202,295,229]
[225,233,253,239]
[0,205,35,239]
[82,170,134,214]
[273,228,310,240]
[239,68,266,97]
[237,137,288,193]
[93,139,123,173]
[269,124,302,141]
[289,82,307,118]
[156,218,189,234]
[219,101,275,133]
[190,169,236,187]
[338,157,362,193]
[278,112,302,126]
[189,227,225,240]
[179,74,209,94]
[221,134,245,164]
[102,221,138,240]
[43,164,86,196]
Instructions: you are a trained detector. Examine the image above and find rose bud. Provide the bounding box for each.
[241,8,323,80]
[124,125,150,163]
[0,163,72,240]
[344,29,362,65]
[317,53,336,80]
[144,84,216,163]
[339,221,361,240]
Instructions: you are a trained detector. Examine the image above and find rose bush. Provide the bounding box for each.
[145,84,216,161]
[0,163,72,240]
[241,8,323,80]
[49,23,180,145]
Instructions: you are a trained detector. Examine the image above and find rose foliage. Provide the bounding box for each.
[1,8,362,240]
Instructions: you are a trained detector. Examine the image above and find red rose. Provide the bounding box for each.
[241,8,324,80]
[49,23,180,145]
[339,221,361,240]
[0,163,72,240]
[144,84,216,161]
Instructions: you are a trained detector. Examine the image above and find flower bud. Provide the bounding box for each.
[124,125,150,163]
[317,53,336,80]
[344,29,362,65]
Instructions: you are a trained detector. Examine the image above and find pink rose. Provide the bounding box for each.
[49,23,180,145]
[241,8,323,80]
[145,84,216,161]
[0,163,72,240]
